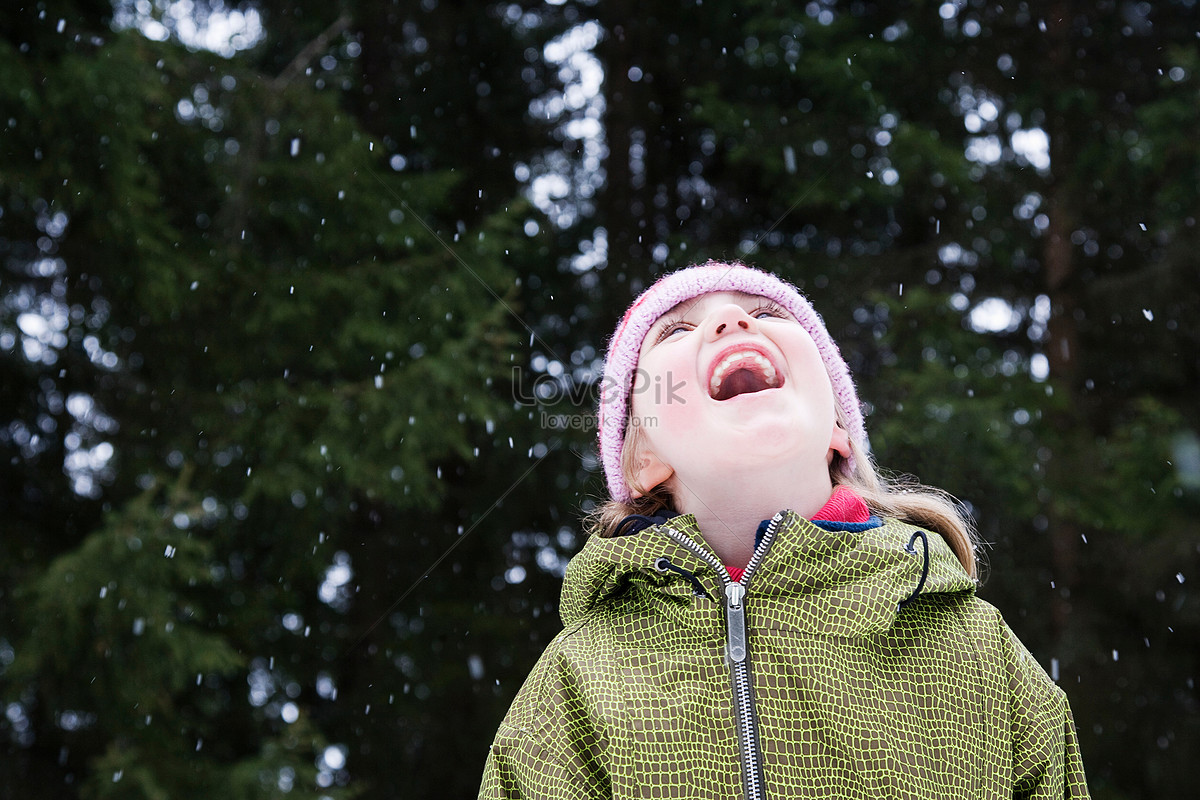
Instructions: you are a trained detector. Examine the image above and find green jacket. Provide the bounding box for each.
[480,512,1089,799]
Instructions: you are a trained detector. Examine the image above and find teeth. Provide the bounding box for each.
[709,350,778,394]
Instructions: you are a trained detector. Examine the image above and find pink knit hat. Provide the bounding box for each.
[598,261,865,503]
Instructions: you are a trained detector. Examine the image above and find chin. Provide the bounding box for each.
[728,401,807,431]
[721,423,812,457]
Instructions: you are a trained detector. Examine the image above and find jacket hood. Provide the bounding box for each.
[561,512,976,637]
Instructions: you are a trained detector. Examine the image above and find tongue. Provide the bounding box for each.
[714,368,769,401]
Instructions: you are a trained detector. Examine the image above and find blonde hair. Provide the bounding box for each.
[586,405,979,579]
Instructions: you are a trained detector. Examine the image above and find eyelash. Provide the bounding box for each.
[753,300,788,320]
[654,314,689,343]
[653,301,789,343]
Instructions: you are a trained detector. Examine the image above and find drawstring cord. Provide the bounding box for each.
[897,530,930,612]
[654,557,714,601]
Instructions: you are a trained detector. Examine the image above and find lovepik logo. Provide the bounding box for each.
[510,367,687,409]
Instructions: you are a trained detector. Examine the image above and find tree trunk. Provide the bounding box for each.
[1041,2,1082,645]
[595,5,642,274]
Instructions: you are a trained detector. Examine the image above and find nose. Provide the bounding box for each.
[704,304,759,342]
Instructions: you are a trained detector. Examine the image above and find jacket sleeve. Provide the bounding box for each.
[479,722,603,800]
[1003,623,1091,800]
[478,632,611,800]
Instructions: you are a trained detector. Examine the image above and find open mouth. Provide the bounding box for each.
[708,348,783,401]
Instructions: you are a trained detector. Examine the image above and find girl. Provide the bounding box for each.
[480,262,1089,799]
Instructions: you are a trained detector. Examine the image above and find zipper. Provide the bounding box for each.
[659,511,787,800]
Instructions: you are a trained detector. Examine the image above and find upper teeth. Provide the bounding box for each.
[710,350,778,394]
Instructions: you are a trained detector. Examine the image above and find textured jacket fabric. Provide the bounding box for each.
[479,512,1090,799]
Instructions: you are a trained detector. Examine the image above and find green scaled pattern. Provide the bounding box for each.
[480,514,1090,799]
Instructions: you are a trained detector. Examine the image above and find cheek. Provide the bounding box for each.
[630,377,703,429]
[634,397,701,468]
[629,349,699,416]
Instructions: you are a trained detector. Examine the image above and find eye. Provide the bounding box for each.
[752,300,790,320]
[654,317,691,342]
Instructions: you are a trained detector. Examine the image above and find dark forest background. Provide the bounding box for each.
[2,1,1198,797]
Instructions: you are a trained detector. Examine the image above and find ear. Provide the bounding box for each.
[630,449,674,499]
[826,423,852,466]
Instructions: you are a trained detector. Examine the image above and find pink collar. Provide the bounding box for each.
[812,484,871,524]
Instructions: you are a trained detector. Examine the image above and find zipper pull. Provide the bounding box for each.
[724,582,747,663]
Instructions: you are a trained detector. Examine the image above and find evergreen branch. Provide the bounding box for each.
[268,14,353,92]
[341,448,554,658]
[741,152,847,258]
[360,164,567,364]
[221,13,354,242]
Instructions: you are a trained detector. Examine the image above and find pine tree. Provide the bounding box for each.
[1,2,549,796]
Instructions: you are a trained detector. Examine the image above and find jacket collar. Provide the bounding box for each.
[561,512,976,636]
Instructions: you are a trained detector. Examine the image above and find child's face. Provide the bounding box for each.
[626,291,849,497]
